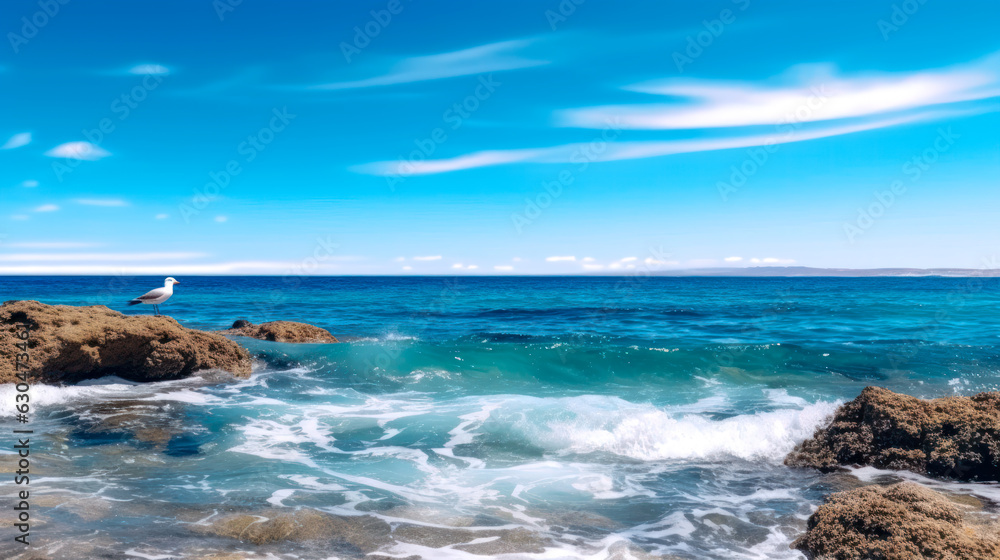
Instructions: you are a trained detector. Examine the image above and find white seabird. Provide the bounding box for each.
[128,277,180,316]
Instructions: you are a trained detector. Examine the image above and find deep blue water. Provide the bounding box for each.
[2,276,999,559]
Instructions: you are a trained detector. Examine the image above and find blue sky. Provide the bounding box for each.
[1,0,998,275]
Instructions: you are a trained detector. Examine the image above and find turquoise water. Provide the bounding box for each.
[2,276,999,558]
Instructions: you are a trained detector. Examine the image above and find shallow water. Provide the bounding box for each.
[2,276,999,558]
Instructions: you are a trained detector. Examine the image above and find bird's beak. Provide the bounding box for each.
[174,280,180,284]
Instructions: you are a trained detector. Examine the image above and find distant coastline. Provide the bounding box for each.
[635,266,1000,277]
[2,267,999,278]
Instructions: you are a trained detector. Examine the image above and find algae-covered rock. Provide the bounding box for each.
[0,300,251,384]
[793,482,1000,559]
[786,386,1000,481]
[220,319,339,343]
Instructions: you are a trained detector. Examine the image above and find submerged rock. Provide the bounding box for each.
[793,482,1000,560]
[0,300,251,384]
[199,509,390,550]
[221,319,339,343]
[786,386,1000,481]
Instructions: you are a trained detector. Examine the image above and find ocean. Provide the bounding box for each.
[2,276,999,559]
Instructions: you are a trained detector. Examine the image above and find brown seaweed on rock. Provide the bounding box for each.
[792,482,1000,560]
[0,300,251,384]
[786,386,1000,481]
[219,319,339,343]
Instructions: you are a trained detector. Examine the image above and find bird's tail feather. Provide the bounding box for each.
[128,300,142,305]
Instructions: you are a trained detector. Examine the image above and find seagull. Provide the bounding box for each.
[128,277,180,316]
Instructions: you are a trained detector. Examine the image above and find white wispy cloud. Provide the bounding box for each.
[413,255,442,261]
[10,215,29,221]
[75,198,129,207]
[20,180,38,188]
[546,256,576,262]
[560,54,1000,130]
[0,261,326,275]
[155,213,169,220]
[748,257,796,264]
[354,111,942,177]
[215,215,228,222]
[0,252,208,262]
[314,39,547,91]
[44,142,111,161]
[6,242,100,249]
[724,256,743,262]
[494,265,514,271]
[34,204,59,212]
[1,132,31,150]
[645,257,679,266]
[583,264,605,271]
[129,63,170,76]
[353,54,999,178]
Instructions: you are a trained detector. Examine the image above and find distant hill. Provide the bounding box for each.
[642,266,1000,277]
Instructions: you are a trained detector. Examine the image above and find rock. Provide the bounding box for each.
[792,482,1000,559]
[786,386,1000,481]
[199,509,391,550]
[220,320,339,343]
[0,300,251,384]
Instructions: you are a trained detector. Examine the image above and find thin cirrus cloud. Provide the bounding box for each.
[313,39,547,90]
[356,111,937,177]
[0,252,208,262]
[0,261,322,275]
[128,63,170,76]
[75,199,129,207]
[353,54,1000,178]
[559,54,1000,130]
[1,132,31,150]
[44,142,111,161]
[546,256,576,262]
[5,242,100,249]
[34,204,59,212]
[412,255,442,261]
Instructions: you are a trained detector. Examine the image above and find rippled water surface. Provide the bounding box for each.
[2,276,999,559]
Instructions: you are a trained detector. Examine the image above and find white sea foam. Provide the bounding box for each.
[0,376,195,416]
[503,394,837,462]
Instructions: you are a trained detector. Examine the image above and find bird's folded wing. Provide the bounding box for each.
[136,288,167,300]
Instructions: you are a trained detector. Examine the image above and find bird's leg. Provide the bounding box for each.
[153,305,159,316]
